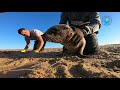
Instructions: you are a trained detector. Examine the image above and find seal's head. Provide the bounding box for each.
[43,24,73,44]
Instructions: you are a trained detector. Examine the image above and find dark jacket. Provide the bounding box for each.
[59,12,101,35]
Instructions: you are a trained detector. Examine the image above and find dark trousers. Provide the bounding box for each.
[63,33,99,55]
[33,39,46,51]
[83,33,99,55]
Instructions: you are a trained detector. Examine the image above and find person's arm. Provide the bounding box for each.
[59,12,68,24]
[36,35,44,52]
[24,37,30,50]
[82,12,101,36]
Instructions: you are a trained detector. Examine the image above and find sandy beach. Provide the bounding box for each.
[0,44,120,78]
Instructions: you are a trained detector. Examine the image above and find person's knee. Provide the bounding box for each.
[84,33,99,55]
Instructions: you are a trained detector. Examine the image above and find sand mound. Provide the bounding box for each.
[0,44,120,78]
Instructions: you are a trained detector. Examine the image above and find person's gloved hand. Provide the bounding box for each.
[21,49,26,53]
[32,50,40,53]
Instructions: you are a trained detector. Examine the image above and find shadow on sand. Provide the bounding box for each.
[0,51,66,59]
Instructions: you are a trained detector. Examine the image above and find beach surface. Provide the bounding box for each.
[0,44,120,78]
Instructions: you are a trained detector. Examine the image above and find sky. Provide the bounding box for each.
[0,12,120,49]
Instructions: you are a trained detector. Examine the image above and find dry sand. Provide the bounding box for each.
[0,44,120,78]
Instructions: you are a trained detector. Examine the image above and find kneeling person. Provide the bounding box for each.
[18,28,46,53]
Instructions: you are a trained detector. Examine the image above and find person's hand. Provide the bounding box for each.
[21,49,26,53]
[32,50,40,53]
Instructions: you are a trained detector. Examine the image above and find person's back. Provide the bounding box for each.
[25,29,43,41]
[59,12,101,55]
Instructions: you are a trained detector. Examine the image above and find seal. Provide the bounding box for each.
[43,24,86,57]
